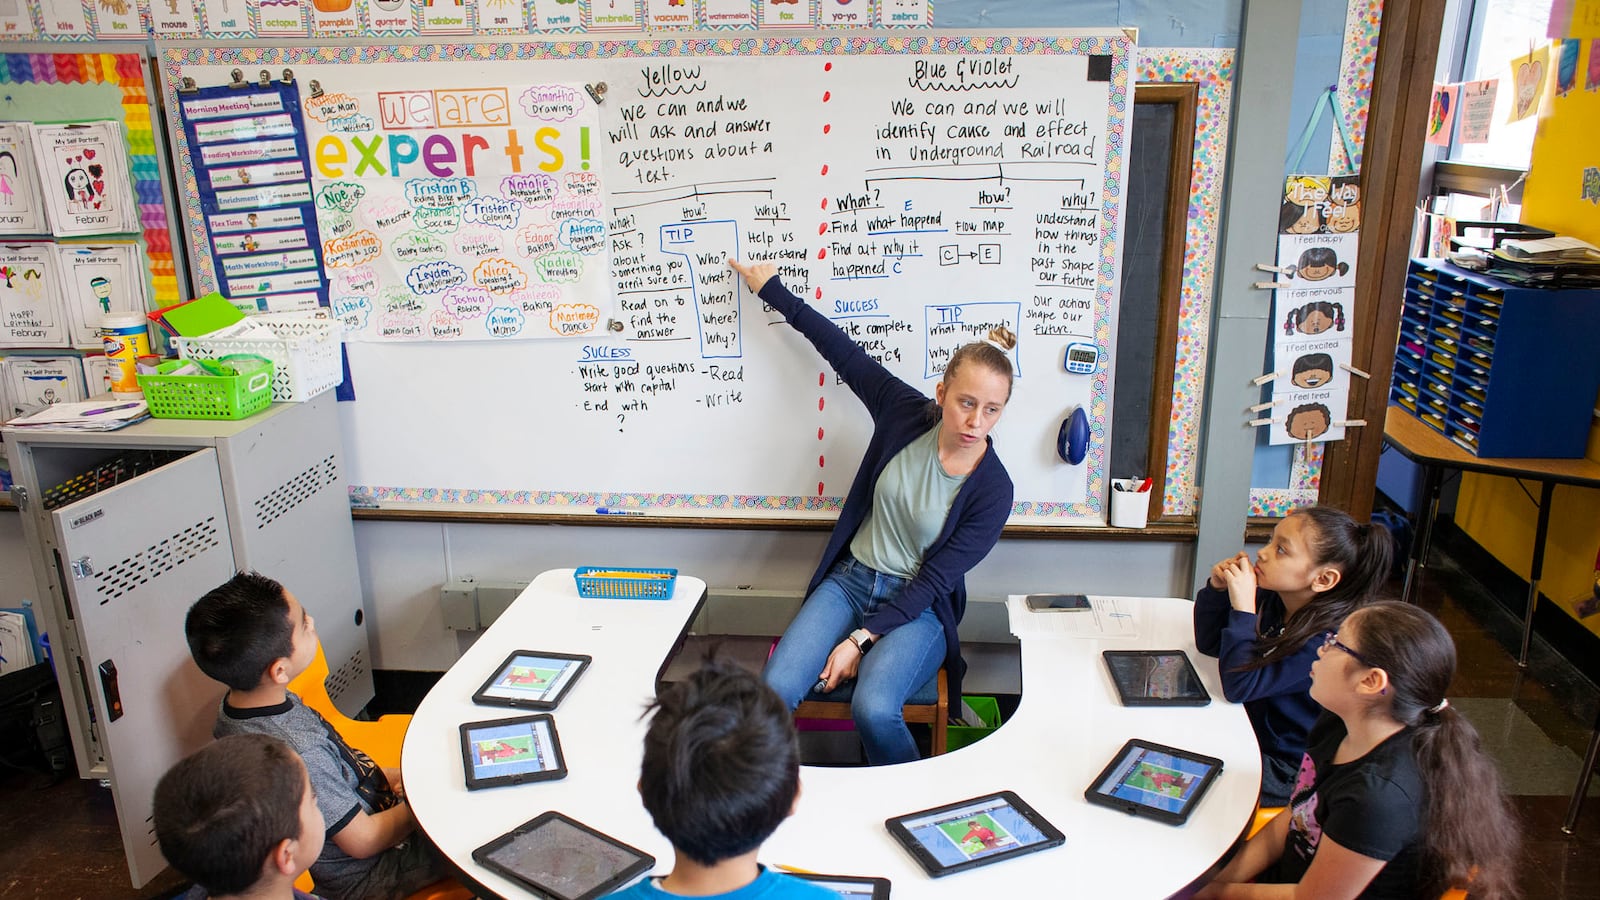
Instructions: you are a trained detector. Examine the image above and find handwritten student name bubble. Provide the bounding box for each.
[515,223,559,258]
[391,229,448,263]
[364,197,413,231]
[534,251,583,283]
[564,171,600,198]
[559,217,607,255]
[428,309,465,339]
[404,177,476,209]
[472,257,528,294]
[379,310,425,339]
[332,294,372,331]
[485,305,527,338]
[502,173,558,207]
[379,285,423,312]
[462,196,522,230]
[327,114,376,134]
[455,227,505,258]
[303,92,362,122]
[316,182,366,213]
[549,194,603,221]
[323,230,383,268]
[514,284,560,314]
[442,285,492,319]
[319,210,355,239]
[519,84,585,122]
[550,303,600,336]
[413,205,462,234]
[336,265,378,295]
[405,260,468,295]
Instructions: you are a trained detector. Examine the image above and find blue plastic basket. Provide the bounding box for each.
[574,567,678,600]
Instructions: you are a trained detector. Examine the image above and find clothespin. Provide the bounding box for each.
[1255,263,1288,274]
[1333,419,1367,427]
[1253,371,1280,386]
[1254,281,1292,290]
[1247,418,1274,428]
[1249,400,1279,413]
[1339,363,1370,379]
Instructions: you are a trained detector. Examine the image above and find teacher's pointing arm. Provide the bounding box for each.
[728,257,915,417]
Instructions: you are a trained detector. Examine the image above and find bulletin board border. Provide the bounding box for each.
[164,30,1131,524]
[1136,47,1233,520]
[0,46,181,307]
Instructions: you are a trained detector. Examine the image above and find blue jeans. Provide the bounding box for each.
[764,557,945,766]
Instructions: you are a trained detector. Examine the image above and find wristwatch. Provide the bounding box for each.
[848,628,875,654]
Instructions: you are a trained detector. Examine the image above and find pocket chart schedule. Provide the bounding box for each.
[162,34,1134,523]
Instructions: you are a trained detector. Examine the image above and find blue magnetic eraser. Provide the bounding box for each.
[1057,407,1090,464]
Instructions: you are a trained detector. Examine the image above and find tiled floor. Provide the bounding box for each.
[0,539,1596,899]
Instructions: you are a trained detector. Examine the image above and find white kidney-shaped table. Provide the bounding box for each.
[402,569,1262,898]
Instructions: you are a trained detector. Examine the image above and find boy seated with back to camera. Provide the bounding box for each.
[613,660,835,899]
[153,733,325,900]
[185,571,445,900]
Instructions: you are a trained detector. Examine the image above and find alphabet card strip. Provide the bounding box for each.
[308,0,362,36]
[90,0,144,38]
[420,0,473,34]
[817,0,869,27]
[36,0,91,37]
[255,0,308,35]
[150,0,203,36]
[365,0,415,34]
[699,0,752,29]
[645,0,693,29]
[588,0,640,30]
[0,0,37,36]
[534,0,584,31]
[200,0,255,36]
[757,0,810,28]
[478,0,529,33]
[879,0,928,27]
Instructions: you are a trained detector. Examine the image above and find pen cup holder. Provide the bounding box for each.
[1110,485,1151,529]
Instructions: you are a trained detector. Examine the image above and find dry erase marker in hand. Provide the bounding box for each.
[595,507,645,516]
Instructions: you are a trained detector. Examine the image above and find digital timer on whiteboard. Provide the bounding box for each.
[1064,342,1100,375]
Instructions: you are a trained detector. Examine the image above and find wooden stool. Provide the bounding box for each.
[795,668,949,756]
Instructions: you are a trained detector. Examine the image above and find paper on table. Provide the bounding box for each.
[1006,594,1140,639]
[5,397,148,430]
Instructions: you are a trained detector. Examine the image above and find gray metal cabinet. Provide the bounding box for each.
[2,393,372,887]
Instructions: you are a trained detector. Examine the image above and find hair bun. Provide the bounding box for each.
[986,326,1017,352]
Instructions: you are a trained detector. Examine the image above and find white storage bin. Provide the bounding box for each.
[174,310,343,402]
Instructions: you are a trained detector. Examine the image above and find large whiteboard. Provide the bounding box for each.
[162,32,1133,523]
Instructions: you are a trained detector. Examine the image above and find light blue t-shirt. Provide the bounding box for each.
[608,866,836,899]
[849,422,967,578]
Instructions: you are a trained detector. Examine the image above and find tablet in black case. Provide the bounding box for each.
[473,649,591,710]
[885,790,1064,878]
[1084,738,1224,825]
[1102,650,1211,706]
[473,811,654,900]
[460,713,567,790]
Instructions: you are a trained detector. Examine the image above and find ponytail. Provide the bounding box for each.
[1239,506,1393,670]
[946,326,1016,399]
[1352,602,1521,899]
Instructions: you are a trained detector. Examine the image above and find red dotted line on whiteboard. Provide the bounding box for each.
[815,61,834,497]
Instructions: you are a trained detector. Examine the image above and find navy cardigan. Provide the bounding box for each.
[1193,584,1322,777]
[760,277,1014,702]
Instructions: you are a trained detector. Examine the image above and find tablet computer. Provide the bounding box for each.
[460,714,567,790]
[791,872,891,898]
[1084,738,1224,825]
[885,790,1064,878]
[473,650,591,710]
[1101,650,1211,707]
[472,811,654,900]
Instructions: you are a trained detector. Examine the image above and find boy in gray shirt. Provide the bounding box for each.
[186,571,445,900]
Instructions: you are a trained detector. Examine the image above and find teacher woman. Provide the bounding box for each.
[729,258,1015,766]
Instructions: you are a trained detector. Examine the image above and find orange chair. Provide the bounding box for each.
[287,645,472,900]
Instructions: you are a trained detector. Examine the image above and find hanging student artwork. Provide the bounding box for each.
[1457,80,1499,144]
[1426,83,1459,146]
[55,242,147,348]
[1508,44,1550,122]
[300,78,609,342]
[1,354,84,417]
[1265,176,1360,446]
[0,124,50,236]
[30,122,137,238]
[0,242,66,347]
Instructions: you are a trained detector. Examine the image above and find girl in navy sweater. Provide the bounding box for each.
[729,258,1014,766]
[1194,506,1392,805]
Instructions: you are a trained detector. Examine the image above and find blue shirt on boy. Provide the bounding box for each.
[609,867,836,899]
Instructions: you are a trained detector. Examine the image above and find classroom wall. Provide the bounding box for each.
[1454,38,1600,639]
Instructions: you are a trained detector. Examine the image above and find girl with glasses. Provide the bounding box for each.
[1198,601,1519,899]
[1194,506,1393,805]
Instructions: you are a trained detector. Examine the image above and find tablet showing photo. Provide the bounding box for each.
[473,811,654,900]
[1102,650,1211,707]
[1084,738,1224,825]
[791,872,891,899]
[473,650,591,710]
[885,790,1064,878]
[459,714,567,790]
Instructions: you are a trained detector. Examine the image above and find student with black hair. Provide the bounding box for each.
[1198,602,1520,898]
[185,571,445,900]
[1194,507,1393,806]
[613,661,834,899]
[153,733,324,900]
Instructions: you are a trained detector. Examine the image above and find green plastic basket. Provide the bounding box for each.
[136,356,275,420]
[947,696,1003,751]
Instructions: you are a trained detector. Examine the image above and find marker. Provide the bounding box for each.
[1137,477,1153,492]
[811,678,829,695]
[80,402,142,417]
[595,507,646,517]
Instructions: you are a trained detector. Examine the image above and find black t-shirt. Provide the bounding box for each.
[1267,713,1425,898]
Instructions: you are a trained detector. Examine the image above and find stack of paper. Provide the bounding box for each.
[4,397,148,431]
[1500,236,1600,262]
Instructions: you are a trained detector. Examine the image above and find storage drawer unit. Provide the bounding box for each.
[1388,260,1600,457]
